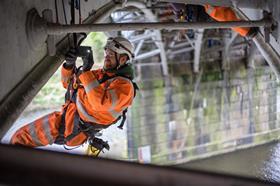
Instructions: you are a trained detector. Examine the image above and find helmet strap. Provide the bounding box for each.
[115,52,121,69]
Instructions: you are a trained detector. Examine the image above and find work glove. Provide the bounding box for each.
[64,48,78,69]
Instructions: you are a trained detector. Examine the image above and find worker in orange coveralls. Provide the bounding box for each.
[170,3,257,38]
[11,36,137,148]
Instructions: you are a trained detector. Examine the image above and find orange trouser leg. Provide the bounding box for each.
[204,5,250,37]
[11,103,88,147]
[11,111,62,147]
[63,103,87,146]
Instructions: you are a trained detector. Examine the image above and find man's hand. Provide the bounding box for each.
[64,48,78,69]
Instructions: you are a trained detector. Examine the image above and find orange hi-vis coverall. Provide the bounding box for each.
[11,65,135,147]
[204,5,251,37]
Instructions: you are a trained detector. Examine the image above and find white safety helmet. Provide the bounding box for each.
[104,36,135,62]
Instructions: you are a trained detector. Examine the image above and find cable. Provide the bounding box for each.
[55,0,59,23]
[62,0,68,24]
[62,0,71,46]
[63,144,83,151]
[77,33,87,46]
[78,0,81,24]
[70,0,77,48]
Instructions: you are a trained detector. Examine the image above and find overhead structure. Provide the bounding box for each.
[110,0,169,76]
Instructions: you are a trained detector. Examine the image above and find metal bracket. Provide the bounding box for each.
[26,8,48,51]
[42,9,56,56]
[26,8,57,56]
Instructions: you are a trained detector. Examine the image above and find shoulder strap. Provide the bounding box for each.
[117,108,128,129]
[64,66,82,102]
[98,74,117,84]
[132,82,139,97]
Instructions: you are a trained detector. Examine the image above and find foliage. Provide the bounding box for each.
[26,68,65,112]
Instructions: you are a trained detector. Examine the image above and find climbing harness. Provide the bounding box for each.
[55,63,138,157]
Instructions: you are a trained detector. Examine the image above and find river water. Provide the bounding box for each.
[177,141,280,182]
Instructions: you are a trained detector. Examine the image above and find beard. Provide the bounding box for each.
[103,59,117,71]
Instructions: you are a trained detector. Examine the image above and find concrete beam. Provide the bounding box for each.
[0,144,275,186]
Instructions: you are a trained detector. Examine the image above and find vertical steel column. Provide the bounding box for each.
[193,29,204,73]
[247,47,256,136]
[223,32,238,70]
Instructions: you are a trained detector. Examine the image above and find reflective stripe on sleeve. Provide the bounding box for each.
[76,95,99,123]
[107,76,133,119]
[109,89,117,108]
[42,115,54,144]
[205,5,215,15]
[61,75,71,83]
[108,89,121,119]
[29,124,43,146]
[84,79,99,94]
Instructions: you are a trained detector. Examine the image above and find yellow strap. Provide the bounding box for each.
[180,15,185,21]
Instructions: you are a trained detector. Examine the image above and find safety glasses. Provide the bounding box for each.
[104,48,115,57]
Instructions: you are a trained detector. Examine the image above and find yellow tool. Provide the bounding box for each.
[86,137,110,157]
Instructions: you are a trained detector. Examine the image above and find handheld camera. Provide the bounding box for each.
[76,46,94,71]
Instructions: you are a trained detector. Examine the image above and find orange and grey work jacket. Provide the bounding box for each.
[204,5,250,37]
[61,66,134,125]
